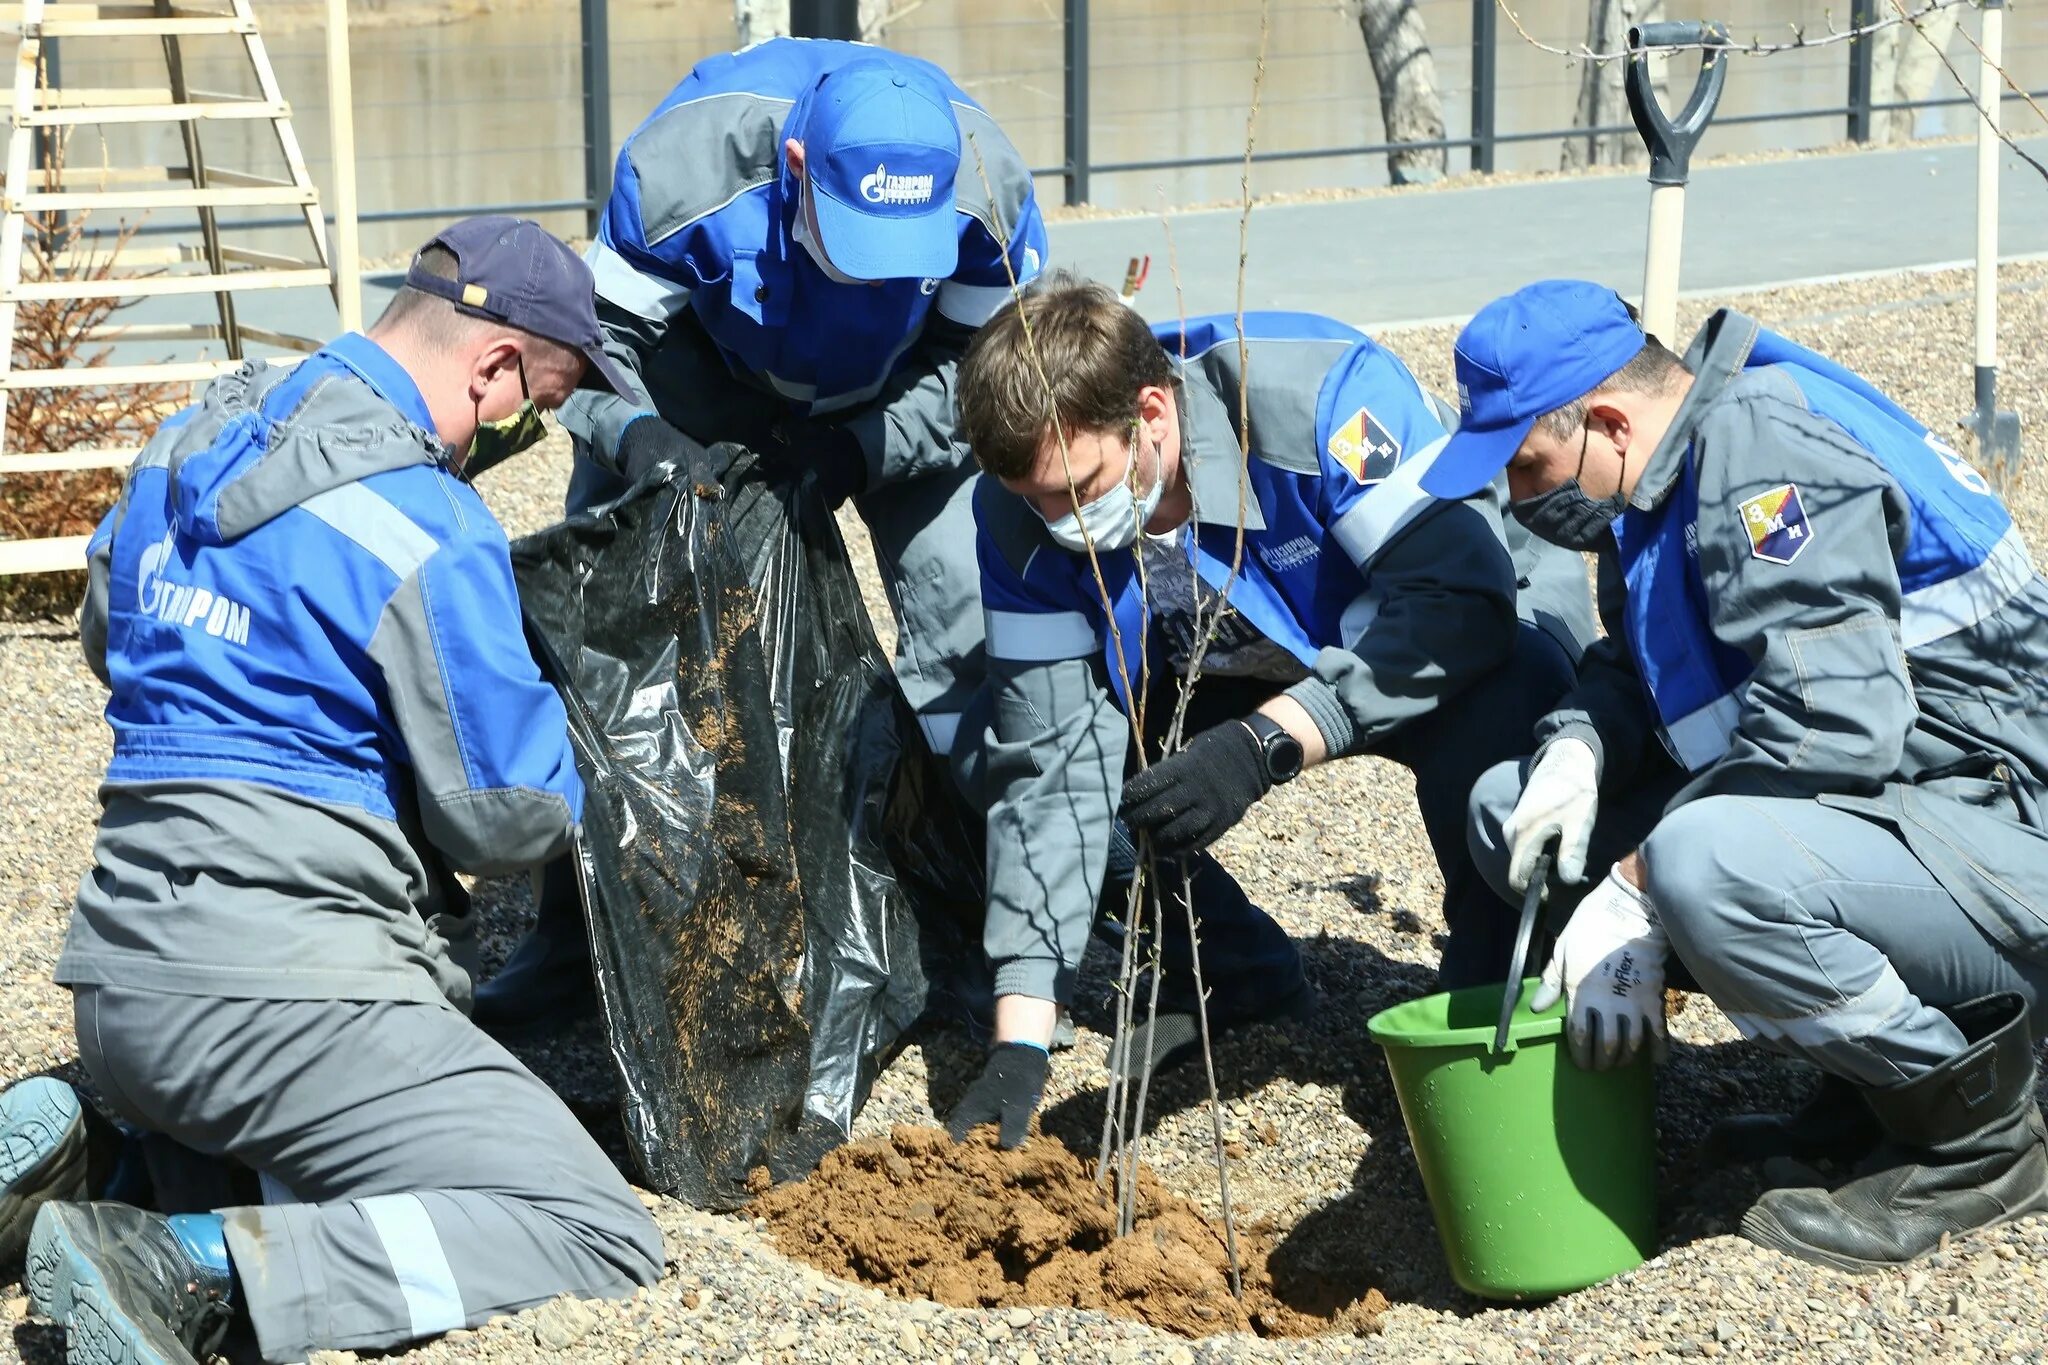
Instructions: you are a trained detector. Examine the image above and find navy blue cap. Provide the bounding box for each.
[792,58,960,281]
[1420,280,1646,499]
[405,215,642,403]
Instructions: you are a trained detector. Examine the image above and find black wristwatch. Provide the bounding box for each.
[1241,713,1304,786]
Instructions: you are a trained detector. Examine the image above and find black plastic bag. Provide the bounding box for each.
[510,455,978,1208]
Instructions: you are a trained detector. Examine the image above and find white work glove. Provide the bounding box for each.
[1531,865,1668,1071]
[1504,736,1599,892]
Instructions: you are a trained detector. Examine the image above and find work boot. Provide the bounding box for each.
[0,1077,87,1269]
[1742,992,2048,1273]
[1109,981,1317,1083]
[471,855,598,1038]
[1702,1071,1883,1167]
[27,1203,235,1365]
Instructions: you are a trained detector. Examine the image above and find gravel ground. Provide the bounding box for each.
[7,262,2048,1363]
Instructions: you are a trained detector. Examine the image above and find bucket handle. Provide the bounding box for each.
[1492,841,1555,1056]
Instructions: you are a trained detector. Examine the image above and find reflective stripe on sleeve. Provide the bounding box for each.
[937,280,1018,328]
[985,608,1097,662]
[585,240,689,323]
[1660,691,1742,772]
[1899,526,2035,650]
[1327,435,1448,569]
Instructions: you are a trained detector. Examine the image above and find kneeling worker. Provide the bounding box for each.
[1436,279,2048,1271]
[21,217,664,1363]
[946,274,1580,1145]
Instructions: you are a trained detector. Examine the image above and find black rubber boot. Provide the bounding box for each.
[0,1077,86,1270]
[26,1203,235,1365]
[471,855,598,1038]
[1702,1071,1883,1167]
[1742,992,2048,1273]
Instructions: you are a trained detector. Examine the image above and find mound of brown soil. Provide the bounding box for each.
[754,1125,1385,1338]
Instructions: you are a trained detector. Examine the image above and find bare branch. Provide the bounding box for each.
[1888,0,2048,186]
[1496,0,1972,62]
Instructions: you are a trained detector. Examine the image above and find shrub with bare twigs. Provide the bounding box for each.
[3,117,184,616]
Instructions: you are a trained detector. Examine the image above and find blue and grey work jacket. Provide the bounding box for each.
[967,313,1526,1004]
[58,335,582,1008]
[1538,308,2048,965]
[563,37,1047,491]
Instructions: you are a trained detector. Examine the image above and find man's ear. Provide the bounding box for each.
[1136,384,1172,438]
[468,339,521,401]
[1586,397,1632,453]
[784,138,805,178]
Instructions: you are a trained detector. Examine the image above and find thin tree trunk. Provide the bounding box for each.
[734,0,897,47]
[1347,1,1447,185]
[734,0,788,49]
[1564,0,1666,170]
[1871,4,1961,143]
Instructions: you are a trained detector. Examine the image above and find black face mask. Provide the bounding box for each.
[1510,423,1628,551]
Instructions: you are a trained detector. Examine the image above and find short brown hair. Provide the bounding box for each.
[1537,334,1689,440]
[958,271,1174,480]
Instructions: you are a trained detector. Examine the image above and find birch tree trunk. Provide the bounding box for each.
[1563,0,1666,170]
[1870,4,1962,143]
[734,0,789,49]
[734,0,898,47]
[1345,0,1448,185]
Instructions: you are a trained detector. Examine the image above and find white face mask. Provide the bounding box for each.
[792,181,865,286]
[1041,427,1164,554]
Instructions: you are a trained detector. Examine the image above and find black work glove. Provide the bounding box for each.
[1119,719,1271,860]
[753,414,869,511]
[946,1042,1050,1150]
[617,415,736,494]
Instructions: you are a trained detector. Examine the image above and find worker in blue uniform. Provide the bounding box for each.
[478,38,1048,1032]
[942,274,1586,1146]
[1437,278,2048,1272]
[9,218,663,1365]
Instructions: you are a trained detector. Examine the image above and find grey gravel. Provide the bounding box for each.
[7,260,2048,1364]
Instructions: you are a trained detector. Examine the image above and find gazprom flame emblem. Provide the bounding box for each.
[134,527,252,646]
[859,162,935,206]
[136,527,175,614]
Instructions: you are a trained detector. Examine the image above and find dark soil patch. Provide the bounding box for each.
[754,1124,1386,1339]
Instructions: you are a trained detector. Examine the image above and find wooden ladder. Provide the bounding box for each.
[0,0,358,575]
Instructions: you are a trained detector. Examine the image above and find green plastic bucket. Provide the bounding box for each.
[1367,979,1657,1300]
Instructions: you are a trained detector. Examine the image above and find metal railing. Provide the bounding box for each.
[37,0,2048,250]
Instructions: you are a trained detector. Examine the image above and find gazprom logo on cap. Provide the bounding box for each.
[860,162,936,206]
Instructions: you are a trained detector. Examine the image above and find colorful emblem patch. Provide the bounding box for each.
[1738,483,1814,565]
[1327,407,1402,484]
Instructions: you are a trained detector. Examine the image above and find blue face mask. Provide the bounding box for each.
[1040,427,1164,554]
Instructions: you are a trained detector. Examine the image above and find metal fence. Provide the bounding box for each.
[37,0,2048,259]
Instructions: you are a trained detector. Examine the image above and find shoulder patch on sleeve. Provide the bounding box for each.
[1327,406,1402,484]
[1738,482,1814,564]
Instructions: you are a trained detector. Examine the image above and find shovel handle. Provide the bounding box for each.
[1626,20,1731,187]
[1492,847,1554,1056]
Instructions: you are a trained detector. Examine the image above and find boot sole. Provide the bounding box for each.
[63,1281,199,1365]
[1741,1194,2048,1275]
[26,1201,108,1325]
[1,1079,87,1268]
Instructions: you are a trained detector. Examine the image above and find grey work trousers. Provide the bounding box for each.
[1469,765,2048,1086]
[73,985,664,1363]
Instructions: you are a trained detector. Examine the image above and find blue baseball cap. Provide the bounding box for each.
[793,58,961,281]
[1420,280,1646,499]
[407,215,643,403]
